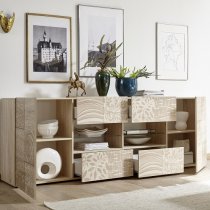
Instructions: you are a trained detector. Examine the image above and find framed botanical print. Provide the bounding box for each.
[26,13,72,83]
[78,5,124,77]
[156,23,188,80]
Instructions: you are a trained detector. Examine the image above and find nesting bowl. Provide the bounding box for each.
[38,119,58,138]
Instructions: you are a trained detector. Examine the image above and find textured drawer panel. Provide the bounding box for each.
[77,98,104,124]
[132,96,176,122]
[138,148,184,178]
[82,150,133,182]
[104,97,128,123]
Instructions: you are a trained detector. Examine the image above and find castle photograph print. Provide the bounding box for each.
[26,13,72,82]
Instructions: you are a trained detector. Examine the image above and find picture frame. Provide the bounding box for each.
[78,5,124,77]
[156,23,188,80]
[26,13,72,83]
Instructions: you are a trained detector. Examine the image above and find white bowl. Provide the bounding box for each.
[38,124,58,128]
[38,126,58,138]
[75,127,108,137]
[125,136,151,145]
[38,119,58,126]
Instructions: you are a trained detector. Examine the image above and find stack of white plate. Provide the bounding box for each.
[38,119,58,139]
[75,127,108,137]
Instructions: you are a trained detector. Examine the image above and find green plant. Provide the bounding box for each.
[81,35,123,71]
[109,66,153,78]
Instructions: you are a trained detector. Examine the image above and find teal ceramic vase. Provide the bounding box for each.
[95,71,110,96]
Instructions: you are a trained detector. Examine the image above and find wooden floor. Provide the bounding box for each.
[0,161,210,210]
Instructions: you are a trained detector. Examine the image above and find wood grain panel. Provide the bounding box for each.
[138,148,184,178]
[104,97,128,123]
[56,100,73,137]
[104,123,123,148]
[0,99,16,186]
[77,97,104,124]
[196,97,207,172]
[82,149,133,182]
[16,98,37,198]
[16,98,25,129]
[132,96,176,122]
[56,140,73,178]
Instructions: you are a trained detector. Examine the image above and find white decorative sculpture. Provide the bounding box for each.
[36,148,62,180]
[175,111,189,130]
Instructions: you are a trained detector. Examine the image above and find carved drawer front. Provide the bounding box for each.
[77,97,104,124]
[131,96,176,122]
[138,148,184,178]
[81,149,133,182]
[77,97,128,124]
[104,97,128,123]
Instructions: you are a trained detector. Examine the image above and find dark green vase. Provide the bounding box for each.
[95,71,110,96]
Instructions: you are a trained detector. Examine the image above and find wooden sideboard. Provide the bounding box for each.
[0,96,207,199]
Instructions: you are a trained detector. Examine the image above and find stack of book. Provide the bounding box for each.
[74,142,109,151]
[135,90,164,96]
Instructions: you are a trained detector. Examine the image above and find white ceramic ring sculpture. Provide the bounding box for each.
[36,148,62,180]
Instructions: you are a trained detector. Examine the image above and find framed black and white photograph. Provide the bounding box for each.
[78,5,124,77]
[26,13,72,83]
[156,23,188,80]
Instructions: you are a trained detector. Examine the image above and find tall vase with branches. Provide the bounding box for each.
[81,35,123,96]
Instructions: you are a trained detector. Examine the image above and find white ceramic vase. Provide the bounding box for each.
[36,148,62,180]
[175,111,189,130]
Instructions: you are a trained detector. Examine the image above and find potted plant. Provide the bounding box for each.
[81,35,123,96]
[109,66,153,96]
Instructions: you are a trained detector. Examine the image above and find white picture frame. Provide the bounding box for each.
[78,5,124,77]
[26,13,72,83]
[156,23,188,80]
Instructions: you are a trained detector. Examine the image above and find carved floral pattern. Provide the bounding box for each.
[104,97,128,123]
[132,96,176,122]
[138,148,184,178]
[82,150,133,182]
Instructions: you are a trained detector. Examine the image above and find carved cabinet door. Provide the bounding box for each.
[131,96,176,123]
[195,97,207,172]
[16,98,37,199]
[77,97,128,124]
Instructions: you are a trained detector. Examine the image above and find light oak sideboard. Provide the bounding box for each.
[0,96,207,199]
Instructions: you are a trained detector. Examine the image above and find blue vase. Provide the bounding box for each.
[115,78,137,97]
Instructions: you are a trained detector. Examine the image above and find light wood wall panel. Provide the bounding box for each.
[196,97,207,172]
[82,150,133,182]
[16,98,37,198]
[138,148,184,178]
[132,96,176,122]
[0,99,16,186]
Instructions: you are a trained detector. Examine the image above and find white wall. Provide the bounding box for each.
[0,0,210,151]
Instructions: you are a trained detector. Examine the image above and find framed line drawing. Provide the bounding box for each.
[26,13,72,83]
[156,23,188,80]
[78,5,124,77]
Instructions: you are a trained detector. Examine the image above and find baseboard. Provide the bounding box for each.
[207,153,210,160]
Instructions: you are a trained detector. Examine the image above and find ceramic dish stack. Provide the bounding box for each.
[75,127,108,138]
[38,119,58,138]
[124,135,151,145]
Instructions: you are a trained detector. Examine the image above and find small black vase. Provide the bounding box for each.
[95,71,110,96]
[115,78,137,97]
